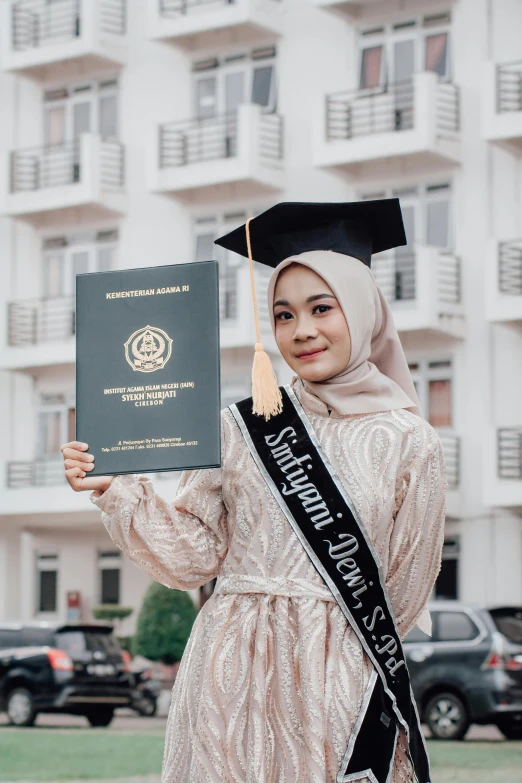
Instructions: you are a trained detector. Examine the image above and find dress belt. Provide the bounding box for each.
[213,574,336,602]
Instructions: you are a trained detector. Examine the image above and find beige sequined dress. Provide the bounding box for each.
[91,379,446,783]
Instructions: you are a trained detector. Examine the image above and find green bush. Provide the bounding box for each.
[134,583,198,664]
[117,635,134,654]
[92,605,134,623]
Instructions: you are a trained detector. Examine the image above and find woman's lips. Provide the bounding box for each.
[295,348,326,361]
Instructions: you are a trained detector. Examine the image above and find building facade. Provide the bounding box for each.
[0,0,521,636]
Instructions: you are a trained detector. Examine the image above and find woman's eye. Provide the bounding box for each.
[275,311,293,321]
[313,304,332,315]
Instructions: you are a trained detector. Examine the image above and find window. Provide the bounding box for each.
[408,359,453,428]
[42,230,118,298]
[0,629,20,649]
[362,183,452,251]
[358,13,451,90]
[404,625,431,643]
[99,551,121,604]
[37,554,58,613]
[22,627,54,646]
[435,536,459,599]
[37,394,76,457]
[193,47,277,119]
[43,80,119,145]
[437,612,479,642]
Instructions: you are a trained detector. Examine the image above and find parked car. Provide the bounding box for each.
[0,622,132,727]
[404,601,522,740]
[129,667,161,717]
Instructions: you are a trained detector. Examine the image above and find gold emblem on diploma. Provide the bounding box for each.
[124,325,173,373]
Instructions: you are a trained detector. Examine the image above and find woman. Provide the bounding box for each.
[61,206,446,783]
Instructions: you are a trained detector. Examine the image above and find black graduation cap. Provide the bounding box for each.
[214,198,407,269]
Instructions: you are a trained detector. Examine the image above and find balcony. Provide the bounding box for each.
[309,0,380,13]
[149,104,284,202]
[148,0,283,50]
[220,263,276,352]
[485,239,522,324]
[314,72,460,178]
[3,134,126,227]
[0,296,75,372]
[484,428,522,509]
[372,246,464,341]
[0,0,127,81]
[483,60,522,148]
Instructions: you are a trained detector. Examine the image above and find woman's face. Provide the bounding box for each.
[273,263,351,382]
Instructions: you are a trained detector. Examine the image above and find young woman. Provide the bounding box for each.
[61,214,446,783]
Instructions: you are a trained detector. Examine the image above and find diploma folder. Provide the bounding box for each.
[76,261,221,476]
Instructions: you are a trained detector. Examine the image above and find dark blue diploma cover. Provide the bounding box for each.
[76,261,221,476]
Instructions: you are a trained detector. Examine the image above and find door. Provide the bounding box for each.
[72,95,92,181]
[195,76,218,120]
[392,38,415,129]
[396,203,416,300]
[224,70,245,156]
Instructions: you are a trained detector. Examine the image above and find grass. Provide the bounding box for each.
[0,729,165,781]
[0,729,521,781]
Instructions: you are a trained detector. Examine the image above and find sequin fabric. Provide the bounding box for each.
[91,379,446,783]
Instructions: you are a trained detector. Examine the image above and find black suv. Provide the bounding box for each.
[0,622,132,727]
[404,602,522,740]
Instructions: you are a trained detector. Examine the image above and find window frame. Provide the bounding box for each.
[36,553,59,615]
[43,79,120,145]
[408,358,454,430]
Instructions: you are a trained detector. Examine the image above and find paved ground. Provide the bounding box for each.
[0,708,507,740]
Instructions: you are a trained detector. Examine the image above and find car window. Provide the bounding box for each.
[489,611,522,644]
[404,625,431,643]
[0,629,21,649]
[55,630,121,656]
[22,628,54,647]
[437,611,480,641]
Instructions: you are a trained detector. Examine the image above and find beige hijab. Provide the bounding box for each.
[267,250,421,418]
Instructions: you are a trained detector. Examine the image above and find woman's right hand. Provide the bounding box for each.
[60,441,114,494]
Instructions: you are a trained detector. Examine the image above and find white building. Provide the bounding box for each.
[0,0,521,636]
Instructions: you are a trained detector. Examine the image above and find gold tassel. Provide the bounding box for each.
[246,217,283,420]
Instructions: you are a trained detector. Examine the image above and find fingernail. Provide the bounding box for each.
[81,443,88,449]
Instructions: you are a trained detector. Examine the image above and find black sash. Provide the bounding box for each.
[230,386,431,783]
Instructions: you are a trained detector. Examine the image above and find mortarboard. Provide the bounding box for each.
[214,198,407,421]
[214,198,407,269]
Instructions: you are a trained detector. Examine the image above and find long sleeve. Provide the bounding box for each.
[385,421,447,641]
[90,418,229,592]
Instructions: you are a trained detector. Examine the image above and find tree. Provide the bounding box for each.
[92,605,134,623]
[134,583,198,664]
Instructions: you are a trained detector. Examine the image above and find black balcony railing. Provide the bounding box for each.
[498,239,522,295]
[326,77,459,141]
[9,139,124,192]
[11,0,126,51]
[438,432,460,490]
[8,296,75,346]
[159,0,235,15]
[7,458,66,488]
[498,428,522,480]
[496,61,522,114]
[159,110,283,168]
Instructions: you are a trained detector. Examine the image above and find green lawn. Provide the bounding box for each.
[0,729,165,781]
[0,729,521,782]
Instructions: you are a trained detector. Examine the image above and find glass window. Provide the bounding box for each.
[43,252,65,298]
[98,245,115,272]
[0,630,21,649]
[101,568,120,604]
[405,625,431,643]
[45,106,66,146]
[38,411,63,456]
[196,77,217,119]
[435,559,458,599]
[195,232,216,263]
[252,65,275,111]
[99,94,118,139]
[39,570,57,612]
[490,612,522,644]
[437,612,479,642]
[425,32,449,78]
[426,199,450,248]
[359,45,385,89]
[428,379,452,427]
[22,628,54,646]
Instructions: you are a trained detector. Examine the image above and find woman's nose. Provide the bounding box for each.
[293,318,319,341]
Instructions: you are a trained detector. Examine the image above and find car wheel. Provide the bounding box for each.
[6,688,37,727]
[85,707,115,727]
[136,696,157,717]
[496,715,522,740]
[425,692,469,740]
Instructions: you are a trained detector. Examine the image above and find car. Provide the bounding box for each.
[404,601,522,740]
[0,622,132,727]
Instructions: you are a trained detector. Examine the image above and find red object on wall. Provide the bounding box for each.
[66,590,82,622]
